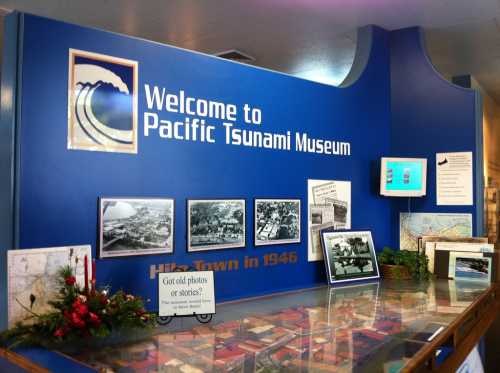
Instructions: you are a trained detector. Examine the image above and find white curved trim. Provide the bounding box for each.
[419,27,475,93]
[338,26,373,88]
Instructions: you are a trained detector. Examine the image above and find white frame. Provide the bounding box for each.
[254,198,301,246]
[7,245,92,326]
[187,199,246,252]
[321,230,380,285]
[99,197,174,258]
[448,252,492,283]
[67,48,138,154]
[380,157,427,197]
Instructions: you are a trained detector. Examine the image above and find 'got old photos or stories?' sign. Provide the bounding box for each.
[159,271,215,316]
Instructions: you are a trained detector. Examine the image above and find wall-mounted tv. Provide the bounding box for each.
[380,157,427,197]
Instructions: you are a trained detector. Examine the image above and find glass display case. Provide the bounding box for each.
[54,279,494,372]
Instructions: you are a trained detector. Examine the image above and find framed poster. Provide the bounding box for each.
[99,197,174,258]
[320,230,380,285]
[400,213,472,251]
[67,49,138,154]
[188,199,246,252]
[254,198,300,246]
[8,245,92,326]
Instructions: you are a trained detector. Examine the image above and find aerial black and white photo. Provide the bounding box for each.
[254,199,300,246]
[188,199,245,252]
[321,231,379,284]
[99,198,174,258]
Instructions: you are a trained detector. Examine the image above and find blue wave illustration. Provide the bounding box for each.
[74,81,133,145]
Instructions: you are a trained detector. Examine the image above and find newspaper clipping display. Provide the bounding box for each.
[308,179,351,261]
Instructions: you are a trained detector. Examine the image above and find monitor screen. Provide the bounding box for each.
[380,157,427,197]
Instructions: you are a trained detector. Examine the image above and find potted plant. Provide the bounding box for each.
[377,247,429,280]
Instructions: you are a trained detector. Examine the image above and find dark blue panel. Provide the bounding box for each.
[0,356,28,373]
[15,14,391,308]
[0,12,20,331]
[390,27,481,246]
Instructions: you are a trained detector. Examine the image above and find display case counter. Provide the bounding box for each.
[1,279,498,372]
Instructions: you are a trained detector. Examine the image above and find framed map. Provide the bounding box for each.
[7,245,92,326]
[399,213,472,251]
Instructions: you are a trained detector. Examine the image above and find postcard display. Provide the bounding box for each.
[0,12,485,341]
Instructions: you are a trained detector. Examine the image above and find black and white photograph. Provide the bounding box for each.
[188,199,245,252]
[310,204,334,225]
[254,199,300,246]
[99,197,174,258]
[325,198,348,224]
[320,230,379,284]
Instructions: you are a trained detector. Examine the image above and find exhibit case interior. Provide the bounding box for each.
[1,279,498,372]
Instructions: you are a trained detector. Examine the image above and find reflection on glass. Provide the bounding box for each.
[65,279,488,372]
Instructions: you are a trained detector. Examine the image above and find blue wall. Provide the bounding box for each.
[389,27,483,245]
[0,13,20,335]
[0,12,394,329]
[0,14,484,335]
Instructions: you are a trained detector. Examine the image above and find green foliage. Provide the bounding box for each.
[0,266,157,349]
[378,247,430,280]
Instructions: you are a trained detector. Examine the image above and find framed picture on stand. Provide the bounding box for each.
[320,230,380,285]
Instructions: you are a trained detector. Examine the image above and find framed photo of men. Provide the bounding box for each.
[254,198,301,246]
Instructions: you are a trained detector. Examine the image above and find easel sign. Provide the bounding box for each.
[159,271,215,318]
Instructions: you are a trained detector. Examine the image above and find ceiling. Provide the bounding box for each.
[1,0,500,100]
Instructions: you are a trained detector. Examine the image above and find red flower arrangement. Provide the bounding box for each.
[1,263,156,348]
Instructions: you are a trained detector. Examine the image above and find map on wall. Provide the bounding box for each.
[400,213,473,251]
[7,245,92,326]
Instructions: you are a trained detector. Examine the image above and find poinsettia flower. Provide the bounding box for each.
[70,312,86,329]
[65,276,76,286]
[88,312,101,326]
[72,299,88,316]
[53,328,65,337]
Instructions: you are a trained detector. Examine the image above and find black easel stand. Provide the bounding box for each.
[157,266,214,325]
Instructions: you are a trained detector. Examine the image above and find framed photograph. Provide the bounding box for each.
[99,197,174,258]
[254,198,300,246]
[448,252,492,283]
[320,230,380,285]
[188,199,246,252]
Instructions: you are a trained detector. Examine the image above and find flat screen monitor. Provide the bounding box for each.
[380,157,427,197]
